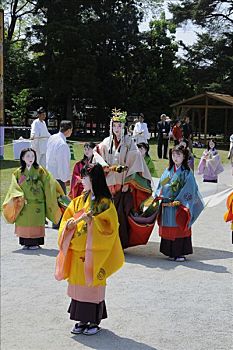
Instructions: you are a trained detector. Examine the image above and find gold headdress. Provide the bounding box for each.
[109,108,127,154]
[111,108,127,123]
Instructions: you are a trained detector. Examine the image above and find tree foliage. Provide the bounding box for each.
[3,0,233,127]
[3,0,43,41]
[5,88,31,125]
[179,32,233,94]
[168,0,233,30]
[169,0,233,95]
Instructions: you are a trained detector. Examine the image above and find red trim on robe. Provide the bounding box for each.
[158,204,192,241]
[69,162,84,199]
[159,226,191,241]
[130,187,149,211]
[176,204,191,232]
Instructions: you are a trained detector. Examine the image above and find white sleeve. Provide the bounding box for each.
[144,123,150,140]
[46,126,51,137]
[30,121,38,138]
[57,144,71,182]
[133,123,139,136]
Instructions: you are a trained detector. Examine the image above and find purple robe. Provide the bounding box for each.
[198,149,224,182]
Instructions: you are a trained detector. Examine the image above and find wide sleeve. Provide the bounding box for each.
[92,151,109,167]
[207,153,224,174]
[58,199,77,243]
[154,168,167,197]
[95,139,110,164]
[124,141,152,181]
[197,151,207,174]
[175,171,204,229]
[39,167,64,224]
[146,157,157,177]
[224,191,233,223]
[2,172,25,223]
[91,201,124,285]
[55,199,79,281]
[92,200,117,235]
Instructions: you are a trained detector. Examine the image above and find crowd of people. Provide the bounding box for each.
[2,107,231,336]
[155,114,193,159]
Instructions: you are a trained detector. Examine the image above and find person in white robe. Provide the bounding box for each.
[133,113,150,144]
[30,107,51,167]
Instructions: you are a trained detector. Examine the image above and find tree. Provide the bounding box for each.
[3,1,44,124]
[168,0,233,31]
[5,88,31,124]
[27,1,144,120]
[168,0,233,95]
[3,0,202,128]
[117,13,192,118]
[3,0,43,41]
[178,32,233,94]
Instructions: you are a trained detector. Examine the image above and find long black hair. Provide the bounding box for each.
[207,139,216,151]
[19,148,39,173]
[168,145,190,171]
[137,142,149,156]
[109,121,127,154]
[81,142,96,164]
[81,163,112,201]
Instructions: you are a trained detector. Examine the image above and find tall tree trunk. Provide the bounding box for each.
[7,0,19,41]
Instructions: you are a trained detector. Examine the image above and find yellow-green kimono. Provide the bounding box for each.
[144,155,157,177]
[2,166,64,242]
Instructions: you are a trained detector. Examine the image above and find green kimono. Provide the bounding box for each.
[144,155,157,177]
[3,166,64,241]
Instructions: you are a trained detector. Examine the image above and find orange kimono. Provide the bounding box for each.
[224,191,233,242]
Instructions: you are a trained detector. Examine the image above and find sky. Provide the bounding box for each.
[140,19,198,46]
[139,1,200,47]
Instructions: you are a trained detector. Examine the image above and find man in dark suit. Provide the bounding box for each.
[157,114,170,159]
[182,116,193,152]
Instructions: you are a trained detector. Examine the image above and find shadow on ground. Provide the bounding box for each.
[72,329,157,350]
[125,242,233,274]
[12,248,59,257]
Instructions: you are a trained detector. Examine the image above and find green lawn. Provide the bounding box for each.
[0,139,229,209]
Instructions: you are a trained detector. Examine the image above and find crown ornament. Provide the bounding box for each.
[111,108,127,123]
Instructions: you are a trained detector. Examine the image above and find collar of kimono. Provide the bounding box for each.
[174,164,182,173]
[114,137,121,149]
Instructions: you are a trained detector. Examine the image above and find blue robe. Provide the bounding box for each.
[155,165,204,240]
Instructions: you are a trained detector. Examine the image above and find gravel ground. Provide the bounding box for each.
[1,166,232,350]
